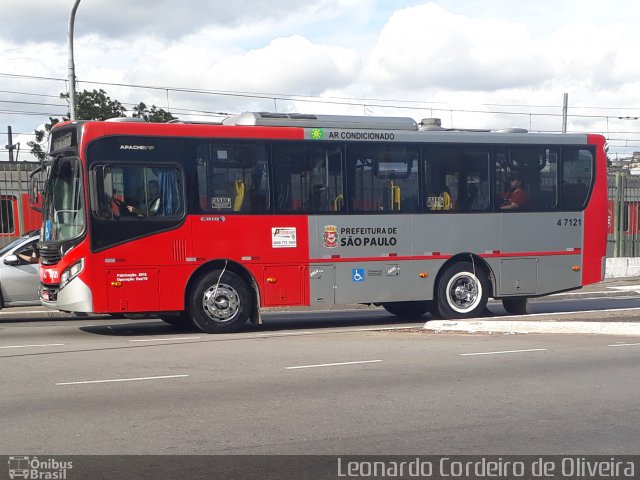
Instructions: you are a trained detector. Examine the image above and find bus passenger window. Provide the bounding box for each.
[196,142,270,214]
[561,148,593,211]
[0,198,15,233]
[424,146,491,213]
[499,147,558,211]
[272,144,344,214]
[347,144,418,213]
[91,165,183,220]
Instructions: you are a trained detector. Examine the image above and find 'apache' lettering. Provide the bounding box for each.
[120,145,155,151]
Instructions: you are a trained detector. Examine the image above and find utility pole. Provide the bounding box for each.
[68,0,82,120]
[5,126,18,162]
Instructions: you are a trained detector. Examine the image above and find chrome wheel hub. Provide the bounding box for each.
[202,283,240,322]
[446,272,482,313]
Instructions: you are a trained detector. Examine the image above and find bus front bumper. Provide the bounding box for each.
[40,276,94,313]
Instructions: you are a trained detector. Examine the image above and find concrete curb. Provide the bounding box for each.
[606,258,640,278]
[424,320,640,336]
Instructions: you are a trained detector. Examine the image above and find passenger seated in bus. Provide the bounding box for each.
[500,175,528,210]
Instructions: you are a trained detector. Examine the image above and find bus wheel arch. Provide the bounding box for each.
[185,260,260,333]
[433,254,494,319]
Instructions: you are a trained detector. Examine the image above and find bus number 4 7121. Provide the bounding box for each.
[557,218,582,226]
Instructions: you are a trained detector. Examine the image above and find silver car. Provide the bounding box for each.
[0,231,41,308]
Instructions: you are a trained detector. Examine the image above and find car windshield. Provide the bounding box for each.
[42,157,85,242]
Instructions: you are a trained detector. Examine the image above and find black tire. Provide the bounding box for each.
[189,269,252,333]
[159,312,195,329]
[382,300,432,318]
[502,297,530,315]
[427,302,441,319]
[435,261,489,319]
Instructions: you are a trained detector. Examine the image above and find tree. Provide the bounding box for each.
[27,117,60,161]
[132,102,176,123]
[72,88,127,120]
[28,89,175,160]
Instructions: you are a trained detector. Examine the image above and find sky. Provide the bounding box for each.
[1,0,639,160]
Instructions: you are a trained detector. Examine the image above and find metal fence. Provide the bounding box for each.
[608,172,640,257]
[0,161,41,247]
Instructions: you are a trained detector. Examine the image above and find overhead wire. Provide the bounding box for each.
[0,71,638,156]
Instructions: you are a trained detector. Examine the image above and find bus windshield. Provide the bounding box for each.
[42,156,85,242]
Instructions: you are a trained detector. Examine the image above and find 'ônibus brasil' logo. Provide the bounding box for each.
[311,128,324,140]
[323,225,339,248]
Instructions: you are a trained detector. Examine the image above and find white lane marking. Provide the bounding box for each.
[286,359,383,370]
[459,348,547,357]
[129,337,201,342]
[0,343,64,349]
[56,374,189,386]
[608,343,640,348]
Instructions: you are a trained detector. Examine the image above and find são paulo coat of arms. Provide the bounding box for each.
[322,225,339,248]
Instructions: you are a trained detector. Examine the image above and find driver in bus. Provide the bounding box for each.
[117,180,160,217]
[141,180,161,215]
[500,175,528,210]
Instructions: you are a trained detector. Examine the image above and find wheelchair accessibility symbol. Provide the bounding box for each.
[352,269,365,282]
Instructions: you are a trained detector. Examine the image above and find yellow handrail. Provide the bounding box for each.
[233,180,245,211]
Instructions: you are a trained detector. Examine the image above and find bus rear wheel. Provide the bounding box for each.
[382,301,432,318]
[502,297,530,315]
[435,261,488,319]
[189,269,251,334]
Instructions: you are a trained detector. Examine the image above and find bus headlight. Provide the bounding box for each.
[60,259,84,289]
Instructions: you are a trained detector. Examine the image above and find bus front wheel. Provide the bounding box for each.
[382,301,432,318]
[189,269,251,334]
[435,262,488,319]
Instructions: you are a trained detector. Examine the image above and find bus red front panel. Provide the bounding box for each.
[583,134,608,285]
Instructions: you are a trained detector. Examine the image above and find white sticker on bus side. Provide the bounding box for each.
[272,227,297,248]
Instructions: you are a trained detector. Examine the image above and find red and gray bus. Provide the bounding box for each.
[36,112,607,332]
